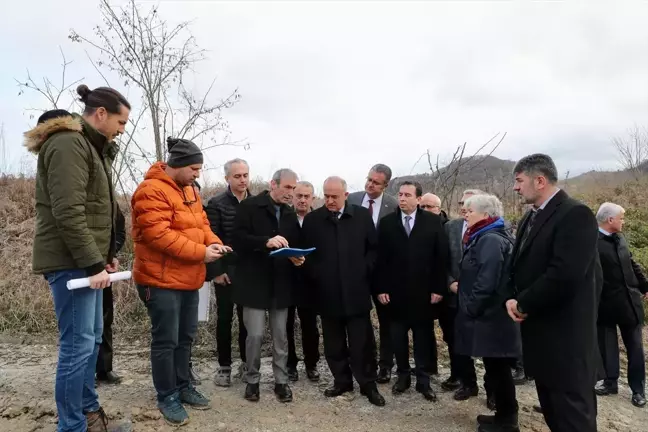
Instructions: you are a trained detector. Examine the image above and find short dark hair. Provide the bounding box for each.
[370,163,392,184]
[513,153,558,184]
[399,180,423,197]
[77,84,131,115]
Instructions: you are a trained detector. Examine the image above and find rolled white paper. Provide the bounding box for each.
[198,282,211,322]
[66,271,133,290]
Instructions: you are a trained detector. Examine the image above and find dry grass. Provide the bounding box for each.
[1,173,647,338]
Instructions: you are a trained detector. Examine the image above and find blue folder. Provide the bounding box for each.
[269,247,316,258]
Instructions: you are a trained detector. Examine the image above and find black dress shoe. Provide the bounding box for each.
[274,384,293,403]
[441,376,462,391]
[244,383,260,402]
[477,413,520,432]
[306,368,320,382]
[324,384,353,397]
[376,367,392,384]
[96,371,122,385]
[595,381,618,396]
[361,385,386,407]
[288,367,299,382]
[632,393,647,408]
[454,385,479,401]
[532,405,543,413]
[392,375,411,394]
[415,383,437,402]
[511,368,527,385]
[487,393,496,411]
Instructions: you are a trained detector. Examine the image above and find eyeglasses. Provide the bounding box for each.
[183,186,198,206]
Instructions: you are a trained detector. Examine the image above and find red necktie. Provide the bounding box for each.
[368,199,375,217]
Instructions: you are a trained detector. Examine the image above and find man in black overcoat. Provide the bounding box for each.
[232,168,303,403]
[506,154,601,432]
[375,181,448,402]
[302,176,386,406]
[595,202,647,408]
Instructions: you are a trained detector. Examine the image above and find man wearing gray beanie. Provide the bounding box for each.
[167,138,204,168]
[132,137,230,426]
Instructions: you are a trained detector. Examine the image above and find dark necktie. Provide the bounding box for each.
[368,199,375,218]
[519,209,541,250]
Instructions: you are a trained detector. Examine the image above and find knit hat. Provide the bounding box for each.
[166,137,204,168]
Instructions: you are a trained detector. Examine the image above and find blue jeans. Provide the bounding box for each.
[47,269,103,432]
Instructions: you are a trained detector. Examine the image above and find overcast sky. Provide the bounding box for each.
[1,0,647,192]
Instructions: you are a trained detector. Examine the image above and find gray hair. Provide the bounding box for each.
[596,202,625,224]
[272,168,298,185]
[323,176,347,192]
[369,163,393,184]
[462,189,484,197]
[464,194,504,218]
[223,158,249,176]
[296,180,314,193]
[513,154,558,184]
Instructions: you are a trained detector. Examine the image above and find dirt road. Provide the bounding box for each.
[1,340,646,432]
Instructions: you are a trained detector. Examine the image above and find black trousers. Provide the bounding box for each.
[287,306,320,370]
[96,284,114,375]
[597,323,646,395]
[137,285,198,402]
[322,313,375,388]
[391,318,433,387]
[367,295,394,370]
[215,283,247,366]
[457,354,478,388]
[536,384,597,432]
[437,304,459,378]
[483,357,518,416]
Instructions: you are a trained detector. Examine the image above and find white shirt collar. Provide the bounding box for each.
[536,188,561,211]
[599,227,612,236]
[402,209,416,222]
[338,206,345,218]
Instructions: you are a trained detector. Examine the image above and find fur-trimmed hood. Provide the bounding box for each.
[23,115,83,154]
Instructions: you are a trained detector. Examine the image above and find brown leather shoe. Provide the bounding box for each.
[86,408,132,432]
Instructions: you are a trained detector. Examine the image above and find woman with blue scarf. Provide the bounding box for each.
[455,194,522,432]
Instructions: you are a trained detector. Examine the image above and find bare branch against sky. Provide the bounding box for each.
[1,0,647,188]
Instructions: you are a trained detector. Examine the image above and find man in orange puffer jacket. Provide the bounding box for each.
[132,137,230,426]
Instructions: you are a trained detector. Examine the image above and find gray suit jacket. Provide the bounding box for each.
[347,191,398,227]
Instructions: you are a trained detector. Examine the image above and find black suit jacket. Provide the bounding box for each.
[302,203,377,318]
[511,189,602,391]
[375,208,448,321]
[231,191,300,310]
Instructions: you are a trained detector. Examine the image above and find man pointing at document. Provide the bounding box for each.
[232,168,303,403]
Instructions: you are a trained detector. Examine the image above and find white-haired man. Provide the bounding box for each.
[595,202,647,408]
[302,176,386,406]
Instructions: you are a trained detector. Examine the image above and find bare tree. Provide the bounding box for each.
[69,0,245,162]
[15,48,83,116]
[612,125,648,180]
[405,132,507,214]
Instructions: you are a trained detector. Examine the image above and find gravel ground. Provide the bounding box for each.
[1,339,647,432]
